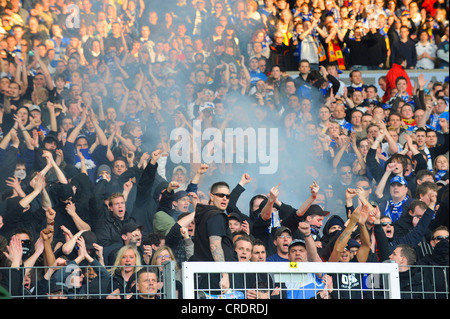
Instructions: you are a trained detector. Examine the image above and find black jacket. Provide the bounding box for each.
[416,239,449,299]
[95,210,136,261]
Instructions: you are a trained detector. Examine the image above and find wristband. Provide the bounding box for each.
[304,233,311,238]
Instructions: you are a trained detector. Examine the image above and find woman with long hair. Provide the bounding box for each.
[107,245,142,298]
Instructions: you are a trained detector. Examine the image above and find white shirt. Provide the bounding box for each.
[416,42,437,69]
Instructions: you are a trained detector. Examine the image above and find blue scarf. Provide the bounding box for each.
[396,93,410,103]
[435,170,447,182]
[75,148,96,171]
[385,195,409,223]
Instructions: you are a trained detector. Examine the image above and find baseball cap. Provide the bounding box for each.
[228,212,242,223]
[288,239,306,249]
[120,222,144,235]
[390,176,408,186]
[29,105,41,112]
[49,282,69,294]
[274,226,292,238]
[347,238,361,249]
[304,204,330,217]
[171,190,189,202]
[80,231,97,250]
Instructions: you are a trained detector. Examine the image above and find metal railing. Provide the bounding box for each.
[1,261,448,299]
[182,262,449,299]
[0,261,177,299]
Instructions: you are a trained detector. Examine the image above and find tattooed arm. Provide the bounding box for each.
[209,235,229,292]
[328,207,361,262]
[209,235,225,262]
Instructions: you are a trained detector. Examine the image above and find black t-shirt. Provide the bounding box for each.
[330,258,365,299]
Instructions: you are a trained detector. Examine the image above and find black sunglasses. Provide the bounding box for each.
[432,235,449,241]
[213,193,230,199]
[381,222,393,226]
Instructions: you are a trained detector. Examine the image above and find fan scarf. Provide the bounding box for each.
[74,148,97,170]
[385,195,409,223]
[435,170,447,181]
[327,37,345,70]
[316,38,327,62]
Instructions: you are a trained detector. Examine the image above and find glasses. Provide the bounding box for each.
[214,193,230,199]
[278,235,292,239]
[432,235,449,241]
[381,222,393,226]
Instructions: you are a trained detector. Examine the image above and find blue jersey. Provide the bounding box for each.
[285,273,325,299]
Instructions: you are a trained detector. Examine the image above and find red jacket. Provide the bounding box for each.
[382,63,413,103]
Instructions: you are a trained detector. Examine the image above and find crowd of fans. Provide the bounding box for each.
[0,0,448,300]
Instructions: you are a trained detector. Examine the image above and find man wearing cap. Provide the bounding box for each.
[228,212,244,234]
[266,226,293,262]
[280,222,332,299]
[301,204,330,246]
[28,104,52,138]
[248,56,267,85]
[107,222,145,265]
[153,188,190,235]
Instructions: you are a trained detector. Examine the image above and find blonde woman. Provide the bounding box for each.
[107,245,142,298]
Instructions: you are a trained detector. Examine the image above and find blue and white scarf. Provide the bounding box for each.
[396,93,410,103]
[421,146,433,171]
[74,148,96,170]
[385,195,409,223]
[435,170,448,182]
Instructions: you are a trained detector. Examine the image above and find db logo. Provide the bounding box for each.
[66,4,80,29]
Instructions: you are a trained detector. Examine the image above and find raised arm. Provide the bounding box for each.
[328,206,361,262]
[296,181,320,217]
[260,183,280,221]
[65,201,92,231]
[298,221,322,263]
[67,109,87,143]
[19,172,45,209]
[355,204,371,262]
[42,150,68,184]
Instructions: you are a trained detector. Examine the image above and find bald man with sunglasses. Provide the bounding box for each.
[191,181,238,295]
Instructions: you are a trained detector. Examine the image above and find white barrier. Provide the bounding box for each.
[182,261,401,299]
